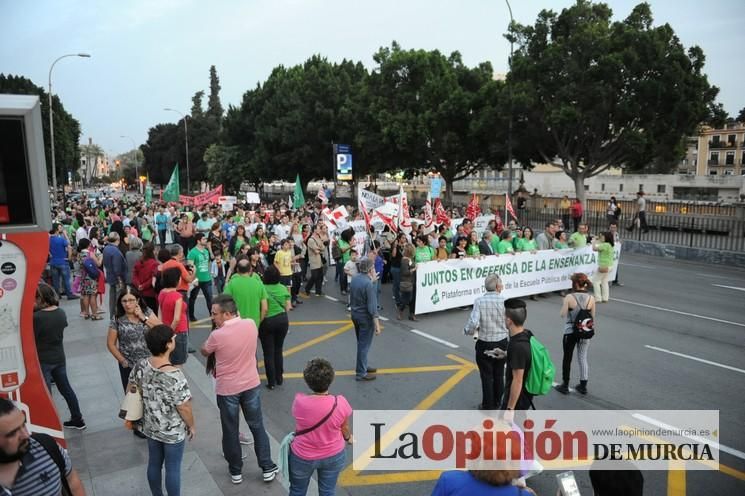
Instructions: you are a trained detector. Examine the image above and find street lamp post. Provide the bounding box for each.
[48,53,90,205]
[504,0,514,223]
[163,108,190,194]
[120,135,141,194]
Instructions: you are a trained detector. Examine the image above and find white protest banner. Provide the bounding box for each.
[245,192,260,204]
[358,186,385,211]
[414,245,622,314]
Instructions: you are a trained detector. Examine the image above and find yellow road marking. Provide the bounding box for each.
[619,425,745,488]
[339,360,476,486]
[668,462,686,496]
[259,364,465,379]
[258,323,354,368]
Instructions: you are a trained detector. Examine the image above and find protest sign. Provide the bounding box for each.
[245,192,260,204]
[358,186,385,211]
[414,245,621,314]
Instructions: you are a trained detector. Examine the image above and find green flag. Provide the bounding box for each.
[144,184,152,206]
[162,165,180,202]
[293,174,305,209]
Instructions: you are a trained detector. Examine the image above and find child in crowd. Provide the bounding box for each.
[344,248,359,311]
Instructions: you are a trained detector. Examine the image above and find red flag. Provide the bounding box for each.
[505,193,518,221]
[466,193,481,221]
[359,198,372,229]
[494,211,504,236]
[317,188,328,205]
[434,199,451,227]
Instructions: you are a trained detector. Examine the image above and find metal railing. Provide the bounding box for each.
[506,207,744,253]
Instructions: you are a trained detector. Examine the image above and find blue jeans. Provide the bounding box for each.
[351,313,375,378]
[147,438,185,496]
[216,386,275,475]
[390,267,401,307]
[289,448,346,496]
[50,262,73,297]
[40,363,82,421]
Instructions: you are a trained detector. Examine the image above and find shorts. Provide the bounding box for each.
[280,275,292,287]
[171,332,188,365]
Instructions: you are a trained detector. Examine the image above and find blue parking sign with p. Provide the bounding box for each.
[336,144,353,181]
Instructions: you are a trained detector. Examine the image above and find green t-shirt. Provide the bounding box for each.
[187,246,211,282]
[569,232,587,248]
[265,284,290,318]
[466,244,480,257]
[496,239,514,254]
[517,238,537,252]
[596,242,614,268]
[224,274,268,324]
[490,236,500,254]
[338,239,351,264]
[554,240,569,249]
[415,245,435,263]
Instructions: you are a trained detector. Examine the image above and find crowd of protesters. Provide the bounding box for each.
[20,188,636,496]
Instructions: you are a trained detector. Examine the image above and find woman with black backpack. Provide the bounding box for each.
[555,273,595,395]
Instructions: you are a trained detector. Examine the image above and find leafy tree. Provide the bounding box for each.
[141,123,181,185]
[0,74,81,187]
[366,42,508,203]
[736,107,745,124]
[224,56,368,191]
[509,1,719,204]
[191,90,205,119]
[705,103,729,128]
[207,65,224,122]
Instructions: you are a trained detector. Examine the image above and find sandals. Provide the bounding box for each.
[90,315,104,320]
[81,313,90,319]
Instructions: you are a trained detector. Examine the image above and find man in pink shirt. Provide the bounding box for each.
[201,294,278,485]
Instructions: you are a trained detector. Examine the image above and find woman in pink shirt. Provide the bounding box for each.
[289,358,352,495]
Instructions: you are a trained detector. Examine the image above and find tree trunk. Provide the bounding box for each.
[442,173,454,207]
[573,173,587,208]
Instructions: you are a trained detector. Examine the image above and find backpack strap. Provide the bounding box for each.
[31,433,72,496]
[295,396,338,436]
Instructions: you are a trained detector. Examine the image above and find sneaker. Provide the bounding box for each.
[231,474,243,485]
[63,418,86,430]
[239,432,254,445]
[366,367,377,373]
[574,383,588,395]
[263,465,279,482]
[356,374,377,382]
[554,384,570,395]
[346,306,351,311]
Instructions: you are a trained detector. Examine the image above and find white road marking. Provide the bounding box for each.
[633,413,745,461]
[619,262,656,269]
[612,298,745,328]
[644,345,745,375]
[409,329,459,349]
[324,295,339,302]
[379,316,389,321]
[712,284,745,292]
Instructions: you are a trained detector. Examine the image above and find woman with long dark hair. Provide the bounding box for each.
[555,273,595,396]
[259,266,292,389]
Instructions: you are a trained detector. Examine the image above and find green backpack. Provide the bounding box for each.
[524,333,556,396]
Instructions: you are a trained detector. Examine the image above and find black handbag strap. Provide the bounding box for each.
[295,396,338,436]
[32,433,72,496]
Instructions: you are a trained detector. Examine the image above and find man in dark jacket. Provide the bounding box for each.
[102,232,127,318]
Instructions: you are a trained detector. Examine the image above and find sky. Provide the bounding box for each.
[2,0,744,158]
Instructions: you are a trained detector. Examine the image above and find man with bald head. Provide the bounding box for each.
[463,275,510,410]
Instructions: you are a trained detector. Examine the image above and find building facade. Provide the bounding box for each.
[678,122,745,176]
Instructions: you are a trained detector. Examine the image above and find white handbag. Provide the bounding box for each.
[118,384,143,421]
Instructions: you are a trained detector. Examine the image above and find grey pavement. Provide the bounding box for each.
[51,298,291,496]
[51,251,745,495]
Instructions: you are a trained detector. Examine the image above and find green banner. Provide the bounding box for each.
[293,174,305,209]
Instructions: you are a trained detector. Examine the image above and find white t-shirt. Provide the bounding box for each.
[344,259,358,283]
[76,226,88,243]
[637,197,646,212]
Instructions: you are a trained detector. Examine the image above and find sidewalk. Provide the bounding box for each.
[50,297,291,496]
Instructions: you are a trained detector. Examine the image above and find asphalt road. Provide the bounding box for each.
[187,252,745,496]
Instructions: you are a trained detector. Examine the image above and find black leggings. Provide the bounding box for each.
[258,313,289,387]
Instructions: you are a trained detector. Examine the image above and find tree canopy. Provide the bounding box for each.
[0,74,81,187]
[509,0,718,202]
